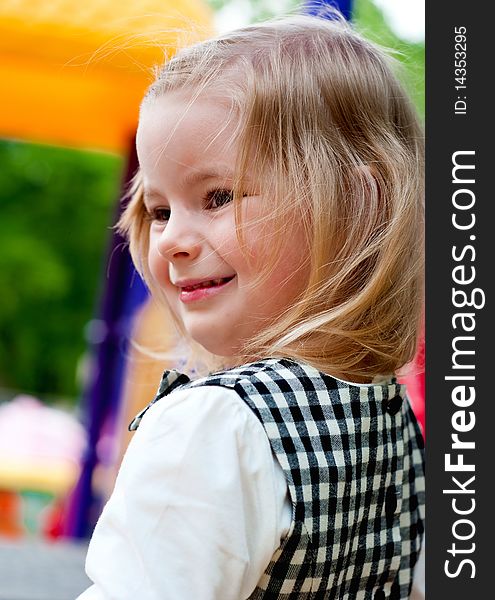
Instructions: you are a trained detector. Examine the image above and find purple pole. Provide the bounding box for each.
[304,0,353,21]
[65,138,149,538]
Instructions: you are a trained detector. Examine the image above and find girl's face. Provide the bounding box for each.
[136,90,308,357]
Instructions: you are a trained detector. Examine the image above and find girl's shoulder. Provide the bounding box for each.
[190,357,400,395]
[129,357,409,432]
[188,358,415,431]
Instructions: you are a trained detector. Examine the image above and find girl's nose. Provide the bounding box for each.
[156,212,201,262]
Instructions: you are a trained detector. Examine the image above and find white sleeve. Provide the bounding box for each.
[76,385,291,600]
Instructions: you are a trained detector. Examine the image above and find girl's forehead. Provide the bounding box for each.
[136,91,249,190]
[137,94,238,161]
[138,91,240,151]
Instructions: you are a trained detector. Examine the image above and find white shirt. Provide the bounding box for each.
[77,386,424,600]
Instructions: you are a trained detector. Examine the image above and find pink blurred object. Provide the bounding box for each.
[0,395,86,495]
[399,334,425,437]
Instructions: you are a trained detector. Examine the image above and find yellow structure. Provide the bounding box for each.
[0,0,213,153]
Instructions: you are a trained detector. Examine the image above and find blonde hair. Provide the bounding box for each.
[118,11,424,382]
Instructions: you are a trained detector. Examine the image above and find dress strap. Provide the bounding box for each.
[128,369,191,431]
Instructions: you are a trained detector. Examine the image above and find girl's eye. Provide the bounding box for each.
[146,207,171,223]
[203,188,235,209]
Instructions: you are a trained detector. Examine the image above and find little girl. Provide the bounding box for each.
[78,11,425,600]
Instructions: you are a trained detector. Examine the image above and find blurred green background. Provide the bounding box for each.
[0,0,424,405]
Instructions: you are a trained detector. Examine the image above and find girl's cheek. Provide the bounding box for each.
[148,248,170,285]
[234,216,269,262]
[248,225,278,266]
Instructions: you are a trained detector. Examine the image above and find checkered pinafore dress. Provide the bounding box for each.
[130,358,425,599]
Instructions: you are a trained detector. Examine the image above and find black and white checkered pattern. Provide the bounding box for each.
[131,358,425,599]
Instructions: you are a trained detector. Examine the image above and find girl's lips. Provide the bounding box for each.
[178,276,236,303]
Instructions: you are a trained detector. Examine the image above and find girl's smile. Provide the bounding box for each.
[136,89,308,357]
[176,275,236,303]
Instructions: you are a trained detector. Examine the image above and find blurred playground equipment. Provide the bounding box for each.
[0,395,86,538]
[0,0,213,153]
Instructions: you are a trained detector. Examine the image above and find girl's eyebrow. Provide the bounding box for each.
[143,168,248,202]
[180,168,235,187]
[142,173,228,206]
[142,172,230,205]
[142,188,165,205]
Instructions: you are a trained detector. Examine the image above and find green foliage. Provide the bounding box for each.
[353,0,424,120]
[0,140,123,402]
